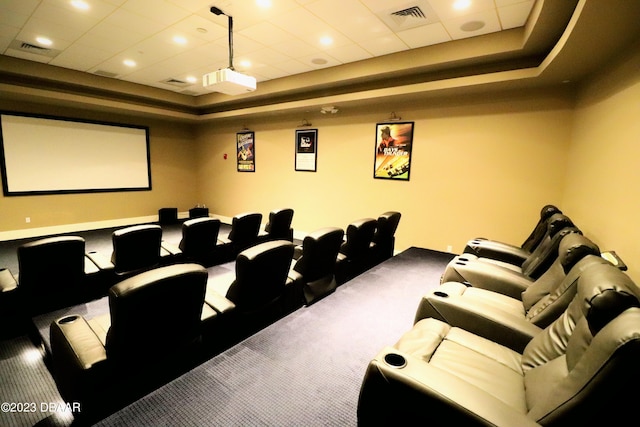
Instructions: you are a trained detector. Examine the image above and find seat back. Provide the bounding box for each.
[522,262,640,425]
[179,217,221,259]
[520,213,577,279]
[520,233,602,327]
[226,240,294,311]
[294,227,345,282]
[521,204,562,252]
[340,218,377,261]
[17,236,87,310]
[371,211,401,261]
[264,208,294,241]
[105,263,207,363]
[111,224,162,275]
[228,212,262,250]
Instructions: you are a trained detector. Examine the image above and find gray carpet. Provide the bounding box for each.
[95,247,453,427]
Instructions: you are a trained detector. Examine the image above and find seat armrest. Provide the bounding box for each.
[442,258,533,299]
[464,239,529,265]
[50,315,108,403]
[161,240,182,256]
[204,289,236,315]
[0,268,17,293]
[414,293,542,352]
[85,251,115,271]
[358,347,541,427]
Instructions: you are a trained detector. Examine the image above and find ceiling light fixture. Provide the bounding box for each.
[36,36,52,46]
[70,0,90,10]
[173,35,187,45]
[123,59,136,67]
[320,36,333,46]
[453,0,472,10]
[320,106,339,115]
[203,6,257,95]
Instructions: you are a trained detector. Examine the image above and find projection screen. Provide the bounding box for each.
[0,112,151,196]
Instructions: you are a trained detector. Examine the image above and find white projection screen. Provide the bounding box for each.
[0,112,151,196]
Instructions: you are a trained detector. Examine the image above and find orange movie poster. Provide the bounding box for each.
[373,122,413,180]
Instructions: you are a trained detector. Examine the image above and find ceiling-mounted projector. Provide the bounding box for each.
[203,68,256,95]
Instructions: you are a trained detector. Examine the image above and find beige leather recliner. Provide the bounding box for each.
[358,262,640,426]
[414,234,605,351]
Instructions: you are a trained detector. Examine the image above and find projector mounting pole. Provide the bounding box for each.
[211,6,234,70]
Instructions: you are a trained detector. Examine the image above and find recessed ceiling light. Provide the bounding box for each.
[173,35,187,45]
[186,76,198,83]
[239,60,252,68]
[71,0,90,10]
[123,59,136,67]
[256,0,272,8]
[36,36,52,46]
[453,0,472,10]
[320,36,333,46]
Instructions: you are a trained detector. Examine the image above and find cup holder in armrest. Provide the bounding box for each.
[57,315,80,325]
[433,291,448,298]
[384,353,407,368]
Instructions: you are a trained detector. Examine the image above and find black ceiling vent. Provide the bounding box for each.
[162,78,191,87]
[378,1,440,32]
[8,39,60,58]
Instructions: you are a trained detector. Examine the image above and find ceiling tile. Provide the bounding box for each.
[498,0,535,30]
[396,22,451,48]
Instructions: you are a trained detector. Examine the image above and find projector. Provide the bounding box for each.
[202,68,257,95]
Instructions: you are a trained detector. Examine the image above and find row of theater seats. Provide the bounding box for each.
[42,210,401,418]
[358,205,640,426]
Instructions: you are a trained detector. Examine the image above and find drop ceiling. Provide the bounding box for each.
[0,0,535,96]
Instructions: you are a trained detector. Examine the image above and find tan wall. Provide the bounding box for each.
[195,88,573,254]
[0,102,198,237]
[563,47,640,283]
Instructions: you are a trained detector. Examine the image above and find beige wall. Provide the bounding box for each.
[563,47,640,283]
[195,88,573,254]
[0,102,198,237]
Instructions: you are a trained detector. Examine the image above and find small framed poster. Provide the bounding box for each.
[373,122,414,181]
[236,130,255,172]
[295,128,318,172]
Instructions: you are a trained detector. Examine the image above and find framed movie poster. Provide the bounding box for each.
[295,128,318,172]
[373,122,414,181]
[236,130,255,172]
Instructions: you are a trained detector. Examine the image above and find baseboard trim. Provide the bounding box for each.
[0,212,190,242]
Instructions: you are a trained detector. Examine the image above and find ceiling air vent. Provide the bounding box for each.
[8,39,60,58]
[162,78,191,87]
[94,70,120,78]
[377,1,440,32]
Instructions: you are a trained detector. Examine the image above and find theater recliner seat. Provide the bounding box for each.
[205,240,295,341]
[415,234,606,352]
[17,236,109,313]
[258,208,294,242]
[442,219,581,299]
[368,211,401,266]
[110,224,180,277]
[463,204,562,265]
[217,212,263,262]
[336,217,377,284]
[289,227,344,305]
[178,217,222,266]
[49,263,210,410]
[358,262,640,426]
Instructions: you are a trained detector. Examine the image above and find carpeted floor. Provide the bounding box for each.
[0,231,453,427]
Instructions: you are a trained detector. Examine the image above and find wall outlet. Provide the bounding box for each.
[446,245,453,253]
[25,217,31,223]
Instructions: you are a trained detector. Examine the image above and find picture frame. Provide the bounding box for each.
[295,128,318,172]
[236,130,255,172]
[373,121,414,181]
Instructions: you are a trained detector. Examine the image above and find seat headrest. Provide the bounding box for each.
[113,224,161,237]
[540,204,562,220]
[576,262,640,335]
[559,234,600,273]
[547,214,574,236]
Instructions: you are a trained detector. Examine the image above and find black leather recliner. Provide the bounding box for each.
[336,217,377,284]
[110,224,178,277]
[463,204,562,265]
[178,217,222,266]
[49,263,209,410]
[258,208,294,242]
[17,236,107,313]
[217,212,263,262]
[358,262,640,426]
[289,227,345,305]
[205,240,295,339]
[369,211,401,265]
